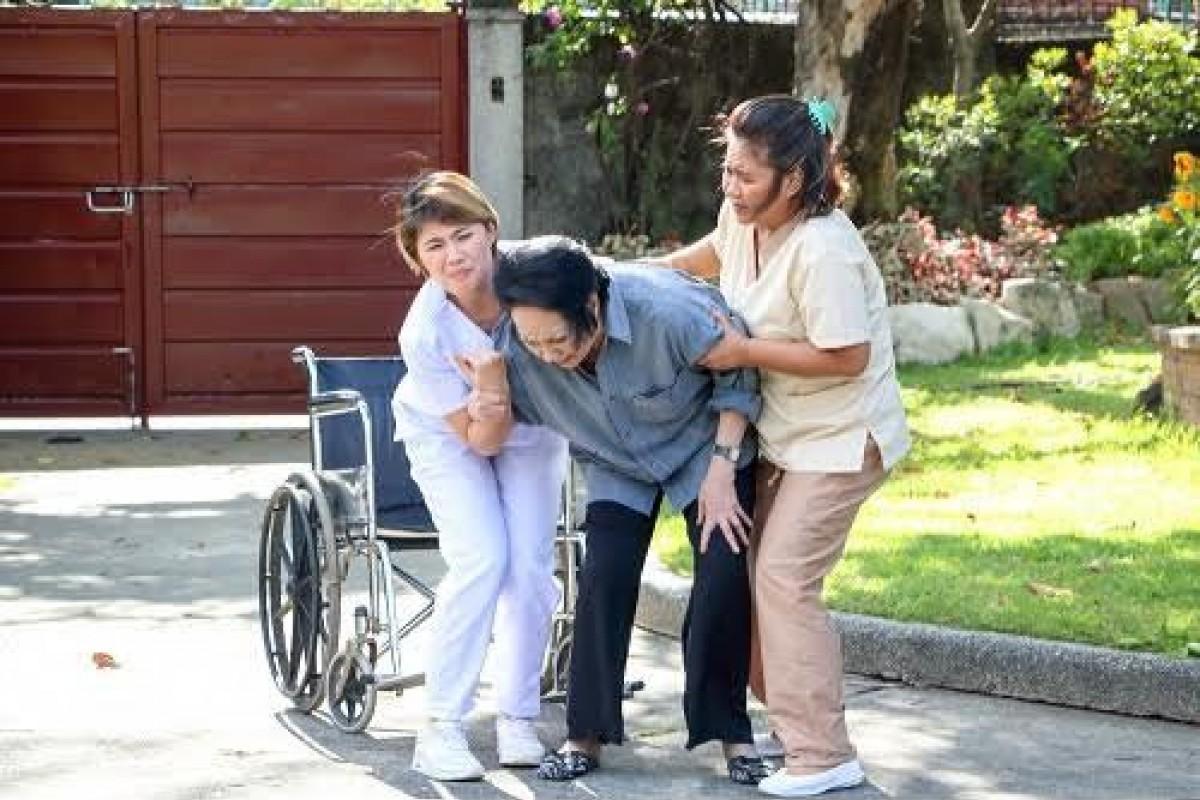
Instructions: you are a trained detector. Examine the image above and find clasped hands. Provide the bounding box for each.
[454,350,511,423]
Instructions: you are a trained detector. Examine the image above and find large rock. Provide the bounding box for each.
[959,297,1034,352]
[1071,286,1105,331]
[1138,278,1181,324]
[999,278,1081,337]
[888,303,976,365]
[1091,277,1152,330]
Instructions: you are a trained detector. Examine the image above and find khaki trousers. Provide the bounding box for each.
[749,439,887,772]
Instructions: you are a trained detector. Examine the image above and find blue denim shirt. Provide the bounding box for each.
[496,263,761,516]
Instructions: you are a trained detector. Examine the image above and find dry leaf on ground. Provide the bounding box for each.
[92,652,119,669]
[1026,581,1074,599]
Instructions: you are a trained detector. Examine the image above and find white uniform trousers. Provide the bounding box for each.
[406,428,567,721]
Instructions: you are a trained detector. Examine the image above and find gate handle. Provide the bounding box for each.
[86,188,135,215]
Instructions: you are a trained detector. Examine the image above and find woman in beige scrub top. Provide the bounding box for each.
[665,95,911,798]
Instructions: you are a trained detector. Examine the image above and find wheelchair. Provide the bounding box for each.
[256,346,583,733]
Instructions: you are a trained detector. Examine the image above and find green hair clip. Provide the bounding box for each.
[806,97,837,136]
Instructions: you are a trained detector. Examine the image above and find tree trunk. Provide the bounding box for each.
[944,0,997,101]
[794,0,921,223]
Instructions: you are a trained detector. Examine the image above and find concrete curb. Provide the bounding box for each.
[636,553,1200,724]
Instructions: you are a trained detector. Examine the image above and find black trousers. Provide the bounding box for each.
[565,465,755,749]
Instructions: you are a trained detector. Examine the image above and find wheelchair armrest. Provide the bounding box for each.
[309,389,364,417]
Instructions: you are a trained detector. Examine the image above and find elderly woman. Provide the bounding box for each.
[389,172,568,781]
[462,236,770,785]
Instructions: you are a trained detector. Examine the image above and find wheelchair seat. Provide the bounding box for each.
[307,355,438,550]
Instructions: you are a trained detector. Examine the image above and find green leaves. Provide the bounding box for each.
[898,13,1199,232]
[1092,11,1200,153]
[1054,208,1195,283]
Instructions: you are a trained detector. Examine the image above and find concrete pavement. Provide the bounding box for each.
[0,430,1197,800]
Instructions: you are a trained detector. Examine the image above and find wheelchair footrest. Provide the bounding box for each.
[375,672,426,692]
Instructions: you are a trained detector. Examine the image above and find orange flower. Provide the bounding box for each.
[1174,151,1196,179]
[1159,204,1178,224]
[1174,190,1197,211]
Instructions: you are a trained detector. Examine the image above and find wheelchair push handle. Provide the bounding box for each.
[291,345,316,369]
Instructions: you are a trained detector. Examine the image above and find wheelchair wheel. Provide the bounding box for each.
[283,474,341,713]
[327,650,378,733]
[540,629,572,697]
[258,481,339,710]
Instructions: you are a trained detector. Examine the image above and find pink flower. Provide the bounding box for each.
[634,100,650,116]
[545,6,563,30]
[618,44,637,62]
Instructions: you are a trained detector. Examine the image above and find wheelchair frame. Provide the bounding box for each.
[257,346,582,733]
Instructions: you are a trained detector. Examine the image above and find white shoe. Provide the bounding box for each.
[755,730,785,759]
[412,721,485,781]
[758,760,865,797]
[496,715,546,767]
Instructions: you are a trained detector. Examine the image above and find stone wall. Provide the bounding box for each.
[891,277,1185,366]
[523,19,794,243]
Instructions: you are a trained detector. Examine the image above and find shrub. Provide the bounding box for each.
[1053,219,1140,282]
[1160,151,1200,316]
[898,14,1200,230]
[1054,205,1194,283]
[867,206,1057,306]
[897,49,1075,232]
[1091,11,1200,156]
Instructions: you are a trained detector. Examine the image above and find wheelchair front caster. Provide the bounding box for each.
[327,651,378,733]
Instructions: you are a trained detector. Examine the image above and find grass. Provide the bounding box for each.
[654,334,1200,657]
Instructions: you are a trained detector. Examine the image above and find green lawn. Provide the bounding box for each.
[655,335,1200,657]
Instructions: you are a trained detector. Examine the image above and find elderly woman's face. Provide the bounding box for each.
[511,302,601,370]
[411,220,497,297]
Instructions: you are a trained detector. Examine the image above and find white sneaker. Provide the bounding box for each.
[496,715,546,767]
[755,730,785,759]
[412,720,485,781]
[758,759,865,797]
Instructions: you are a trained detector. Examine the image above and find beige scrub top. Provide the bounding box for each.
[712,201,911,473]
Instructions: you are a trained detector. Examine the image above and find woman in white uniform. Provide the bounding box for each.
[389,172,568,782]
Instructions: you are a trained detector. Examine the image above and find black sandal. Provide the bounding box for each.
[537,750,599,781]
[727,755,773,785]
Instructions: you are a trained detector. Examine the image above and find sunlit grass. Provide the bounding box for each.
[655,335,1200,656]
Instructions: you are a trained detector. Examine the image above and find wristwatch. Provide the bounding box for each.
[712,443,741,463]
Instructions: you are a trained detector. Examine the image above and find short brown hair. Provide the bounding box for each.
[393,171,500,277]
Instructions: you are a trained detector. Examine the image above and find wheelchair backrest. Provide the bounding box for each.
[310,357,436,533]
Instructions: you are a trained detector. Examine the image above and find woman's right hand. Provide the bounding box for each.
[698,310,751,371]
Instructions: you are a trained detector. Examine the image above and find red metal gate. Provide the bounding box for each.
[0,8,465,417]
[0,9,142,416]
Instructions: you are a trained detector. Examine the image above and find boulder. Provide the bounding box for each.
[1071,286,1105,331]
[1091,278,1151,330]
[888,303,976,365]
[1137,278,1181,324]
[959,297,1035,353]
[999,278,1081,338]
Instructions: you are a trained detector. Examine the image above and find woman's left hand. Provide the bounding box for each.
[696,458,752,555]
[467,387,510,422]
[698,310,750,372]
